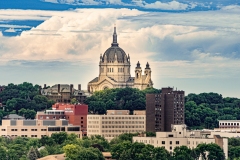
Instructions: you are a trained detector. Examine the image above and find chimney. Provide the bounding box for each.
[78,84,81,90]
[44,84,46,89]
[39,86,42,95]
[58,84,60,93]
[70,84,73,93]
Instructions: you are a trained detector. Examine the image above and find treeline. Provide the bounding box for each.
[84,87,160,114]
[185,93,240,129]
[0,82,55,122]
[110,134,225,160]
[0,132,226,160]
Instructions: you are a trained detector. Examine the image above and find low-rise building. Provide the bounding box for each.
[36,103,88,136]
[87,110,146,141]
[218,120,240,129]
[0,119,82,139]
[133,124,228,159]
[40,84,91,103]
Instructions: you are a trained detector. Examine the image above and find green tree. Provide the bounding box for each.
[71,98,79,104]
[152,147,170,160]
[0,146,7,160]
[39,148,49,158]
[51,132,68,145]
[173,146,194,160]
[27,146,38,160]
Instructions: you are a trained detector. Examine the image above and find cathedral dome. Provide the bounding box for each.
[102,26,128,63]
[103,46,127,62]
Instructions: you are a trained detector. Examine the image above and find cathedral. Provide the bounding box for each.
[88,26,153,92]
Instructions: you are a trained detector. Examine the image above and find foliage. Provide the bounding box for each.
[0,82,55,115]
[84,87,160,114]
[63,144,105,160]
[27,146,39,160]
[185,93,240,129]
[18,108,36,119]
[70,98,79,104]
[228,138,240,159]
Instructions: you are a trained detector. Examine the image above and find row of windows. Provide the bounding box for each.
[101,67,130,73]
[88,117,145,120]
[102,125,145,128]
[220,123,240,126]
[102,117,145,120]
[87,125,145,129]
[102,121,145,124]
[8,129,48,132]
[102,130,144,133]
[135,139,180,145]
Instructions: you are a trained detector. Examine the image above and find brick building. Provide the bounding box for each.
[0,85,4,104]
[40,84,91,103]
[36,103,88,136]
[146,87,185,132]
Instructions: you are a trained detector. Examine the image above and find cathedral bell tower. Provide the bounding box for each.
[144,62,151,77]
[135,61,142,83]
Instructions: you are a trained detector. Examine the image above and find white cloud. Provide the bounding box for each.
[141,1,189,10]
[0,8,240,97]
[4,28,16,33]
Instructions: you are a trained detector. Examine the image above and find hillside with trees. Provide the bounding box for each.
[84,88,240,129]
[0,82,55,122]
[185,93,240,129]
[84,87,160,114]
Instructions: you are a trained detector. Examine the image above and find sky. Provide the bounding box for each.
[0,0,240,98]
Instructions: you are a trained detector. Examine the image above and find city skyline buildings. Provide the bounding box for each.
[0,1,240,98]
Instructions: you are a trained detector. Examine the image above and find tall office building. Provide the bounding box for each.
[146,87,185,132]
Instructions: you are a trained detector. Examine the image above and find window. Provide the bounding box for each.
[162,141,165,144]
[81,121,83,123]
[81,117,83,119]
[48,127,61,131]
[170,141,172,144]
[168,134,174,137]
[67,127,80,131]
[176,141,180,145]
[170,146,172,150]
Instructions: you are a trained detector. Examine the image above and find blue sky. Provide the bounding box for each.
[0,0,240,98]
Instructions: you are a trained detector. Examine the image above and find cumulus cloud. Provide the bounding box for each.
[139,0,189,10]
[0,8,240,97]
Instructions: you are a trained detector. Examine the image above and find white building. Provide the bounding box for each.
[0,119,82,139]
[132,124,228,159]
[87,26,153,92]
[87,110,146,141]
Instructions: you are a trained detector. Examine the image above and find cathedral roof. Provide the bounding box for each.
[103,26,127,62]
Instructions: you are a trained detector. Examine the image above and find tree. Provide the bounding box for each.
[173,146,194,160]
[51,132,68,145]
[111,141,132,159]
[27,146,39,160]
[63,144,104,160]
[39,148,49,158]
[71,98,79,104]
[152,147,170,160]
[195,143,225,160]
[0,146,7,160]
[39,136,55,146]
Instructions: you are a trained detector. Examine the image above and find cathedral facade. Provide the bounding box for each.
[88,26,153,93]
